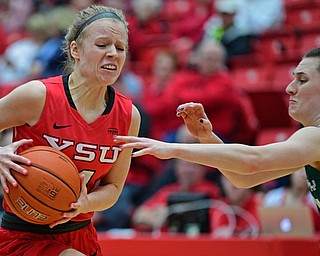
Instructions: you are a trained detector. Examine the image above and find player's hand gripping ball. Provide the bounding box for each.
[3,146,81,225]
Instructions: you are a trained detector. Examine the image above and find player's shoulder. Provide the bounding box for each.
[289,126,320,143]
[1,79,46,101]
[13,80,46,99]
[298,126,320,134]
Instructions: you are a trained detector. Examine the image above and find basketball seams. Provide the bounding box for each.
[20,146,78,172]
[4,186,63,224]
[10,177,70,212]
[20,163,79,199]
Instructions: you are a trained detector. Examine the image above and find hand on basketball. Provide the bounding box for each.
[0,139,33,193]
[176,102,213,141]
[49,174,88,228]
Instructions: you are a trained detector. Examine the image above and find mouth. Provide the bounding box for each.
[289,98,297,104]
[101,64,117,71]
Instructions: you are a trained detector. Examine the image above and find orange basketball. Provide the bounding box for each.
[3,146,81,225]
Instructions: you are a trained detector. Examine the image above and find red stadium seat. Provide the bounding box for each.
[299,32,320,56]
[283,0,314,9]
[255,127,298,145]
[245,89,300,145]
[284,3,320,30]
[231,64,271,92]
[272,61,296,90]
[256,31,300,63]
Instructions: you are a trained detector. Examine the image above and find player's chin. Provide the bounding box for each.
[99,72,119,84]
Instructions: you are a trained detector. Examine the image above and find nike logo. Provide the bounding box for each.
[53,122,72,129]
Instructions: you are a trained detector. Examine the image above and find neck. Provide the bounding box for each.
[68,73,108,123]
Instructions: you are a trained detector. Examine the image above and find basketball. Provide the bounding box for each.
[3,146,81,225]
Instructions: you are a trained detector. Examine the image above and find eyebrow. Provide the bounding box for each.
[95,36,126,45]
[292,71,306,76]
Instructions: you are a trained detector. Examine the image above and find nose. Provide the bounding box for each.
[285,79,296,96]
[106,45,118,58]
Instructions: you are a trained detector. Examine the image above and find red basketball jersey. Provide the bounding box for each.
[3,75,132,221]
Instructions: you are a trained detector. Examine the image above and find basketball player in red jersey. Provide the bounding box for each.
[0,5,140,256]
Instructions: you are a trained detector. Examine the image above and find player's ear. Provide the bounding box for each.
[70,41,80,60]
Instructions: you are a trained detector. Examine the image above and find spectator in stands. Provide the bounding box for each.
[131,126,220,232]
[67,0,95,11]
[262,168,320,232]
[112,55,144,105]
[211,175,261,238]
[28,6,76,79]
[164,0,215,67]
[0,12,47,86]
[0,0,34,55]
[235,0,284,36]
[0,0,34,33]
[98,0,131,12]
[142,50,181,141]
[126,0,170,64]
[201,0,252,59]
[132,158,220,232]
[165,40,256,144]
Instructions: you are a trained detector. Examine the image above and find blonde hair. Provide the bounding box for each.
[62,5,128,74]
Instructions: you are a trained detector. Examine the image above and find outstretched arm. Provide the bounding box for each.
[114,103,317,188]
[176,102,303,188]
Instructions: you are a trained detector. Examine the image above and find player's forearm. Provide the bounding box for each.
[198,132,223,144]
[171,143,258,174]
[219,168,298,188]
[86,183,121,212]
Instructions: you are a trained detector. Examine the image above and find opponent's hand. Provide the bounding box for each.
[176,102,213,141]
[114,136,174,159]
[0,139,33,193]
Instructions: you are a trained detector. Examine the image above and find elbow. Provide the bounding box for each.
[223,158,263,189]
[243,154,264,175]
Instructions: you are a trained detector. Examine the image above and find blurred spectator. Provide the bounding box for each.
[28,5,76,79]
[168,0,214,41]
[235,0,284,36]
[166,40,257,144]
[132,160,220,232]
[0,0,33,54]
[113,55,144,105]
[164,0,215,67]
[1,0,34,33]
[67,0,95,11]
[201,0,252,59]
[142,50,181,141]
[262,168,320,232]
[0,12,47,86]
[126,0,171,65]
[211,175,261,238]
[97,0,131,12]
[130,125,220,232]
